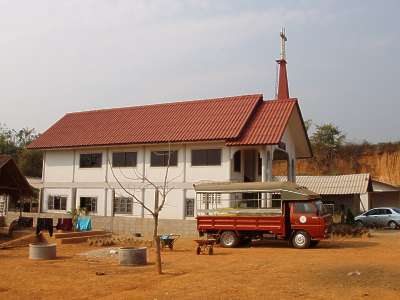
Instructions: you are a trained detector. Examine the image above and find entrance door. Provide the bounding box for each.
[244,150,256,182]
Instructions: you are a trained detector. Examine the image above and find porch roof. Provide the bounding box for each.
[0,155,33,197]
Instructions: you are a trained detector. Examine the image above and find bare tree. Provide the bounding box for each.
[108,144,178,274]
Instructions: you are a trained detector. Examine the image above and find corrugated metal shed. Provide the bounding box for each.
[275,174,372,195]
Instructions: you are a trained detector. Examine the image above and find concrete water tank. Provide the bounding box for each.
[119,247,147,266]
[29,243,57,260]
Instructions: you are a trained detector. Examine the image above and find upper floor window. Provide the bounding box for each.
[191,149,221,166]
[112,152,137,167]
[79,153,102,168]
[151,150,178,167]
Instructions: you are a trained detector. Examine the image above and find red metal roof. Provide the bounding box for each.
[227,99,297,146]
[28,94,264,149]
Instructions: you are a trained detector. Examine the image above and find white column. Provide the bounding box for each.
[287,155,292,182]
[291,157,296,183]
[267,148,273,208]
[261,148,267,208]
[103,188,107,216]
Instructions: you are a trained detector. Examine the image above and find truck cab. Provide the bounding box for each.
[194,181,332,249]
[288,200,331,248]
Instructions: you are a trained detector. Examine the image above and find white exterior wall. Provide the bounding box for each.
[110,188,144,217]
[75,188,106,216]
[144,145,185,183]
[186,143,231,182]
[106,146,144,183]
[42,142,232,219]
[143,189,185,220]
[43,188,72,213]
[280,126,297,181]
[44,151,74,182]
[360,193,369,212]
[74,149,108,182]
[41,136,298,219]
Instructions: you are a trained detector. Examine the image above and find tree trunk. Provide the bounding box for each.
[153,189,162,274]
[153,215,162,274]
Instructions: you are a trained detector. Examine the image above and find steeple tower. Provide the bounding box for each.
[276,28,289,100]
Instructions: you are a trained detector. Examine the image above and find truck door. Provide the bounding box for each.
[290,201,321,238]
[284,202,291,237]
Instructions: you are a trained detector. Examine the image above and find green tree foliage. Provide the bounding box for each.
[0,124,42,177]
[310,123,346,174]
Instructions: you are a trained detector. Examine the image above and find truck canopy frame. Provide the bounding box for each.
[193,181,320,216]
[193,181,320,201]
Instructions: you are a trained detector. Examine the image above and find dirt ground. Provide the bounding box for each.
[0,231,400,300]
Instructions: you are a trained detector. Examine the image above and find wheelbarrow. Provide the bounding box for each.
[194,238,217,255]
[159,234,180,250]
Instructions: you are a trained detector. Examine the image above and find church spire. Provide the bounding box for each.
[276,28,289,100]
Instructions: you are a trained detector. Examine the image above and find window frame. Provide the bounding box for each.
[191,149,222,166]
[79,153,103,168]
[150,150,178,167]
[366,209,378,216]
[79,197,98,213]
[293,202,317,214]
[185,198,195,218]
[48,195,67,211]
[112,151,137,168]
[113,197,133,214]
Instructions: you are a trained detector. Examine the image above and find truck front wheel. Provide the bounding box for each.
[220,231,239,248]
[292,231,310,249]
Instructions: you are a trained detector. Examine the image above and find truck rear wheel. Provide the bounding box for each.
[292,231,310,249]
[220,231,239,248]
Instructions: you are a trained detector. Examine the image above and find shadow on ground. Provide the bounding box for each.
[250,239,377,249]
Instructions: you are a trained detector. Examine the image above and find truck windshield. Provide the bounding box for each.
[315,200,327,216]
[294,202,317,214]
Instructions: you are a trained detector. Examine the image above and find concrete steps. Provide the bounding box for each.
[58,233,112,244]
[54,230,107,239]
[54,230,112,244]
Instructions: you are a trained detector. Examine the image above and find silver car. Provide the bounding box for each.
[355,207,400,229]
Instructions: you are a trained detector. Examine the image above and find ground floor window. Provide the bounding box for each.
[185,198,195,217]
[114,197,133,214]
[79,197,97,213]
[48,195,67,210]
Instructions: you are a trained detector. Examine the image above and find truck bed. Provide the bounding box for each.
[197,215,285,235]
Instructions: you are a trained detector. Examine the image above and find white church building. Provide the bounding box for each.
[28,33,312,222]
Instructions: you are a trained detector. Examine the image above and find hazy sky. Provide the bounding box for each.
[1,0,399,143]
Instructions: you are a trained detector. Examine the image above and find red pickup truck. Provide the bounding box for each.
[194,181,332,249]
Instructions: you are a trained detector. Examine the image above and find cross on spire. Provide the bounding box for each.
[276,28,289,100]
[280,27,287,61]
